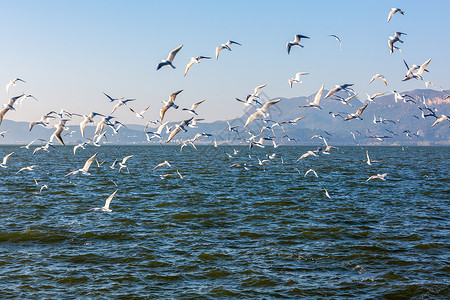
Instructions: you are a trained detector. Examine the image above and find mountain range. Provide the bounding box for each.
[0,89,448,146]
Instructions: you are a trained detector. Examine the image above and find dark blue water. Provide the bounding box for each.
[0,145,449,298]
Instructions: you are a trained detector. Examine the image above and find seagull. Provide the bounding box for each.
[109,159,118,169]
[244,99,281,127]
[0,104,14,126]
[88,190,119,212]
[296,150,317,161]
[182,99,205,115]
[344,103,369,121]
[431,115,449,127]
[145,121,169,141]
[286,34,310,54]
[216,40,241,59]
[365,92,386,102]
[16,165,38,174]
[402,58,432,81]
[387,8,404,23]
[111,98,135,114]
[369,74,387,86]
[79,112,104,138]
[366,150,380,165]
[6,78,26,94]
[304,169,318,178]
[403,59,429,77]
[130,105,150,119]
[166,117,194,143]
[0,130,9,137]
[187,118,204,128]
[289,72,309,88]
[391,90,413,103]
[324,188,332,199]
[0,152,14,168]
[325,83,354,99]
[118,155,133,173]
[153,160,171,171]
[227,120,240,133]
[73,141,90,155]
[388,32,406,54]
[329,34,342,51]
[301,84,324,109]
[281,116,307,125]
[39,185,48,194]
[366,173,388,182]
[245,84,267,105]
[50,119,69,145]
[94,116,115,135]
[29,114,55,131]
[160,90,182,122]
[157,44,183,70]
[425,81,436,89]
[32,142,55,155]
[184,56,211,76]
[65,152,98,176]
[103,92,121,102]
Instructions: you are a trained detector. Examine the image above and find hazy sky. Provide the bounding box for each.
[0,0,448,125]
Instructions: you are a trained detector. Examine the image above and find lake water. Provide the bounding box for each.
[0,145,449,298]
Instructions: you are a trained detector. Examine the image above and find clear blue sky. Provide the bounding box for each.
[0,0,448,124]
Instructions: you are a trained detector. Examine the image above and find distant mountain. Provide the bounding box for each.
[0,89,448,146]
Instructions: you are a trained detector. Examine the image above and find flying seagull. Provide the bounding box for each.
[6,78,26,94]
[160,90,182,122]
[182,99,205,115]
[89,190,119,212]
[184,56,211,76]
[65,152,98,176]
[366,173,388,182]
[301,84,324,109]
[166,117,194,143]
[369,74,387,86]
[344,103,369,121]
[387,8,404,23]
[0,152,14,168]
[243,99,281,127]
[388,32,406,54]
[216,40,241,59]
[402,58,432,81]
[289,72,309,88]
[286,34,310,54]
[325,83,354,99]
[157,44,183,70]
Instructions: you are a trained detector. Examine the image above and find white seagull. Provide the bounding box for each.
[89,190,119,212]
[184,56,211,76]
[118,155,134,173]
[157,44,183,70]
[301,84,324,109]
[216,40,241,60]
[369,74,387,86]
[182,99,205,115]
[366,173,388,182]
[6,78,26,94]
[0,152,14,168]
[402,58,432,81]
[286,34,310,54]
[160,90,183,122]
[65,152,98,176]
[387,8,404,23]
[289,72,309,88]
[243,99,281,127]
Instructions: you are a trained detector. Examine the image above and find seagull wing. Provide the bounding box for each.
[191,99,205,110]
[184,60,195,76]
[121,155,134,164]
[312,84,325,106]
[103,189,118,211]
[82,152,98,172]
[2,152,14,165]
[166,44,183,62]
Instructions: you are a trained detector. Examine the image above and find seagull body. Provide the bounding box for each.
[216,40,241,59]
[387,8,404,23]
[160,90,182,121]
[80,112,104,138]
[286,34,310,54]
[157,44,183,70]
[118,155,133,173]
[301,84,324,109]
[6,78,26,94]
[296,151,317,161]
[16,165,38,174]
[431,115,449,127]
[244,99,281,127]
[65,152,98,176]
[388,32,406,54]
[182,99,205,115]
[344,103,369,121]
[51,119,69,145]
[166,117,194,143]
[366,173,388,182]
[402,58,432,81]
[325,83,354,99]
[89,190,119,212]
[0,152,14,168]
[130,105,150,119]
[153,160,171,171]
[184,56,211,76]
[304,169,318,178]
[369,74,387,86]
[289,72,309,88]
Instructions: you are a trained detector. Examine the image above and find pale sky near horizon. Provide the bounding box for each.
[0,0,448,126]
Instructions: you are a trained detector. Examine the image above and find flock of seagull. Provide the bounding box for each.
[0,7,449,209]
